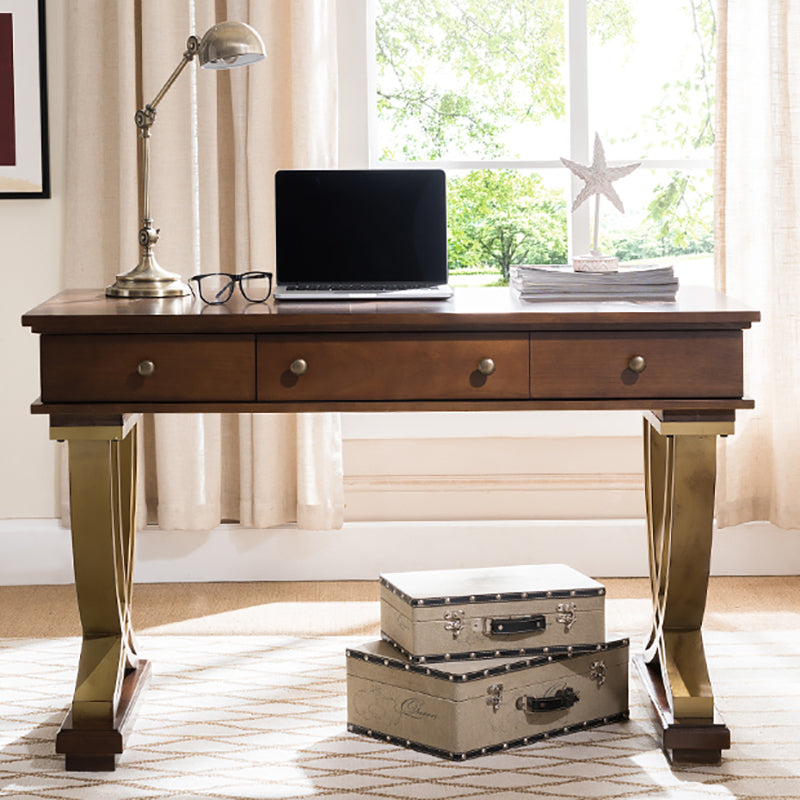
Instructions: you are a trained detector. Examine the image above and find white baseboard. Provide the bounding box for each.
[1,518,799,584]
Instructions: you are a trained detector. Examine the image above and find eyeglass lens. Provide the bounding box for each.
[239,272,272,302]
[195,274,236,304]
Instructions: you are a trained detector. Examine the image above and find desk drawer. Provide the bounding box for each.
[257,333,529,401]
[530,331,743,399]
[40,334,256,402]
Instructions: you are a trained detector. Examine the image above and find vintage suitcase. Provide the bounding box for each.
[346,638,629,760]
[380,563,606,662]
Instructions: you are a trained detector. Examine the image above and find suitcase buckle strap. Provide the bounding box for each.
[485,614,547,636]
[516,687,580,713]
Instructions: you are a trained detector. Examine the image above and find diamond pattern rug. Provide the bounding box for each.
[1,632,798,799]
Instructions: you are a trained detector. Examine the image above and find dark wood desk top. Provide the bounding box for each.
[22,286,759,417]
[22,286,760,335]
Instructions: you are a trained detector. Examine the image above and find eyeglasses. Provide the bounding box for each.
[190,271,273,305]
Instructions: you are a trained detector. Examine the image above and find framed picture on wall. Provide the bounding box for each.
[0,0,49,198]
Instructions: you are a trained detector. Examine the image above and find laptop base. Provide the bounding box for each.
[274,285,453,301]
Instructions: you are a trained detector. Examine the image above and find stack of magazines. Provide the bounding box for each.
[510,264,679,302]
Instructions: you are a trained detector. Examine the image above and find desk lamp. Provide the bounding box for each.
[106,21,265,298]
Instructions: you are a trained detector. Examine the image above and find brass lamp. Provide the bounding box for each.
[106,21,265,298]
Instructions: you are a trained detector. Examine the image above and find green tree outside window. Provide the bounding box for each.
[376,0,716,282]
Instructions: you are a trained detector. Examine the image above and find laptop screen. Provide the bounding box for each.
[274,169,448,287]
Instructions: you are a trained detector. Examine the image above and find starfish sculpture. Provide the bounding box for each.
[561,133,640,254]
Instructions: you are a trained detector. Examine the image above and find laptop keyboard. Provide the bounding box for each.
[283,282,439,291]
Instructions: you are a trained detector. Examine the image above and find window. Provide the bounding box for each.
[373,0,716,287]
[334,0,717,523]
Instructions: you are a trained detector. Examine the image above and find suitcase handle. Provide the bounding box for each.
[487,614,546,635]
[516,687,579,713]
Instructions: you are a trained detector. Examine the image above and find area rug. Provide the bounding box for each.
[0,632,798,799]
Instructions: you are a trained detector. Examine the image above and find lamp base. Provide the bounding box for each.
[106,252,191,298]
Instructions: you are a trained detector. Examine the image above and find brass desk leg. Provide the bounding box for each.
[51,418,151,771]
[634,413,731,765]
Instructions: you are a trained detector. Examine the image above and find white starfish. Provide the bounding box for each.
[561,133,640,214]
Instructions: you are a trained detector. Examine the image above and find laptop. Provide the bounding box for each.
[273,169,453,301]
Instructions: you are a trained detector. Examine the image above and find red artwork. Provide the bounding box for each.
[0,13,16,167]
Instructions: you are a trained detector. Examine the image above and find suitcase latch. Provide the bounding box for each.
[443,609,465,638]
[590,659,607,687]
[556,602,578,632]
[486,683,503,712]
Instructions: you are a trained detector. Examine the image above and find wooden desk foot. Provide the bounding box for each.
[633,655,729,765]
[57,659,151,771]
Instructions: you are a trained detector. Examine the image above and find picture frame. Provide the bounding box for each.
[0,0,49,198]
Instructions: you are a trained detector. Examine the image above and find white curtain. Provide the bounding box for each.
[714,0,800,529]
[62,0,344,531]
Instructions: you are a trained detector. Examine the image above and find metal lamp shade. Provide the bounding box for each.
[199,21,265,69]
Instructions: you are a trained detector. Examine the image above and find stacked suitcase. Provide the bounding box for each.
[346,563,629,760]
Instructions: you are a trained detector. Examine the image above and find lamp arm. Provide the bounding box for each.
[134,36,200,136]
[133,35,200,255]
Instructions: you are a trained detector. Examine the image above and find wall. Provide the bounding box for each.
[1,4,798,581]
[0,0,63,519]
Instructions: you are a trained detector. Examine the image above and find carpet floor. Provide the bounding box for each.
[0,579,798,799]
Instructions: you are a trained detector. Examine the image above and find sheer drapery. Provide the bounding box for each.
[61,0,344,531]
[715,0,800,528]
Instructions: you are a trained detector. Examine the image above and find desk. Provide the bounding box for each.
[22,286,759,771]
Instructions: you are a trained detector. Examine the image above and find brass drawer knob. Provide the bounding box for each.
[289,358,308,376]
[137,360,156,377]
[477,357,496,376]
[628,355,647,374]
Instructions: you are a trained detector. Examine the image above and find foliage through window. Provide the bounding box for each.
[375,0,717,285]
